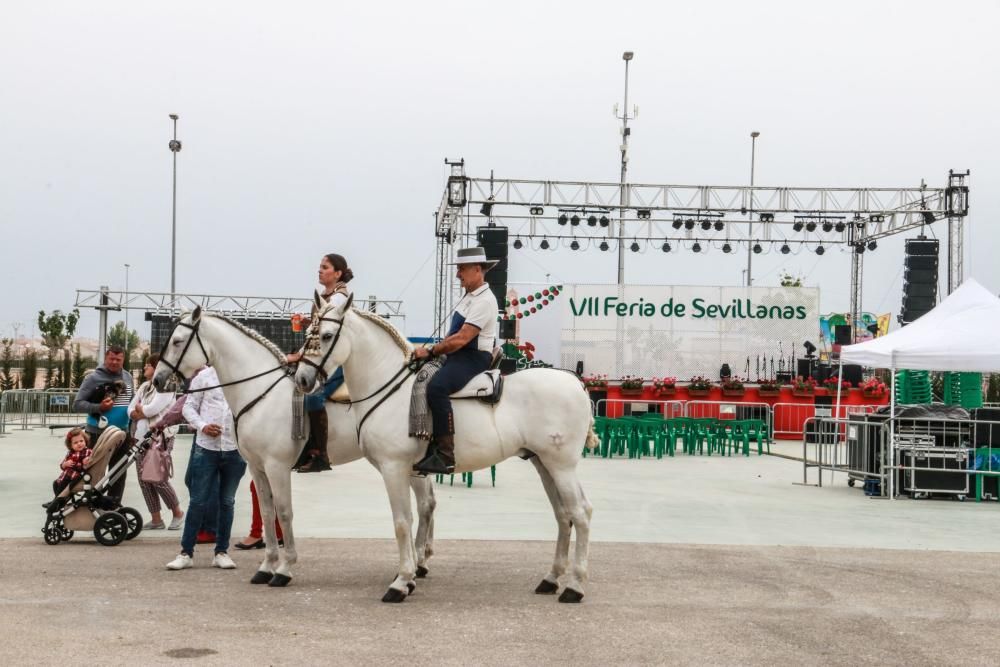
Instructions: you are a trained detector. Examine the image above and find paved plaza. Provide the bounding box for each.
[2,428,999,664]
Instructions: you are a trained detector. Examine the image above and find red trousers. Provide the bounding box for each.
[249,481,284,540]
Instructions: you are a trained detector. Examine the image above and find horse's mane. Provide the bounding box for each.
[206,313,287,364]
[350,308,413,356]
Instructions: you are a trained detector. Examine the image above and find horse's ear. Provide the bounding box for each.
[343,293,354,312]
[313,290,325,310]
[192,305,202,322]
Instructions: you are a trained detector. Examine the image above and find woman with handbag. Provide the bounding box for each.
[129,353,185,530]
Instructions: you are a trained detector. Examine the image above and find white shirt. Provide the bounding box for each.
[454,284,499,353]
[181,367,237,452]
[127,381,177,437]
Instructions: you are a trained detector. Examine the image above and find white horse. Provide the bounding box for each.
[295,293,596,603]
[152,307,437,587]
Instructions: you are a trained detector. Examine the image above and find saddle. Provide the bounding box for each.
[408,350,505,439]
[451,370,504,405]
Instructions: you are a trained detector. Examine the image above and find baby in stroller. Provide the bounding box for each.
[42,426,148,546]
[52,428,93,496]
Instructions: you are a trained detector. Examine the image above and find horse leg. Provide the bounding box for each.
[530,457,571,595]
[248,468,281,585]
[546,465,593,603]
[410,475,436,578]
[380,464,418,602]
[265,465,296,587]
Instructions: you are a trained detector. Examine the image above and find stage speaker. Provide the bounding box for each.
[498,358,517,375]
[498,318,516,340]
[901,236,939,325]
[834,325,852,346]
[815,364,833,383]
[477,225,509,310]
[842,364,863,386]
[575,360,584,377]
[797,358,814,380]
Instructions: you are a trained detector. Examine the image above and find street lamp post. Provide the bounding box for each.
[168,114,182,301]
[124,263,130,333]
[617,51,635,286]
[747,131,760,287]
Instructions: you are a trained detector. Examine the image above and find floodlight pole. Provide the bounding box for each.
[168,114,182,303]
[747,131,760,287]
[617,51,634,285]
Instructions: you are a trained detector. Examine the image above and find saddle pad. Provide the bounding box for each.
[329,382,350,403]
[452,370,502,400]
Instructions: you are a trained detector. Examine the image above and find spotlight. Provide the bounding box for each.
[692,242,702,253]
[867,240,877,251]
[540,239,550,249]
[558,214,568,226]
[792,221,804,232]
[587,214,597,226]
[630,241,641,253]
[684,220,695,230]
[701,220,712,231]
[672,220,683,230]
[822,222,833,233]
[599,215,610,227]
[513,238,523,250]
[570,239,580,250]
[871,214,885,223]
[780,244,790,255]
[529,206,544,216]
[805,222,817,232]
[570,214,580,226]
[714,221,724,231]
[760,213,774,223]
[637,209,651,220]
[722,243,732,254]
[803,340,817,357]
[854,243,865,254]
[599,241,609,251]
[922,211,935,225]
[661,241,671,253]
[835,221,846,233]
[753,243,762,254]
[815,245,825,255]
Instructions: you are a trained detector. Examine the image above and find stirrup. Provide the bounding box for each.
[295,454,331,473]
[413,451,455,475]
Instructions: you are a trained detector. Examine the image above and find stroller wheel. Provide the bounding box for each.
[61,529,74,541]
[44,526,62,545]
[94,512,128,546]
[119,507,143,540]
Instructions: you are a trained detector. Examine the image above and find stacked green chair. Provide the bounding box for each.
[896,369,932,404]
[943,372,983,410]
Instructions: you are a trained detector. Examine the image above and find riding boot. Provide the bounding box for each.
[413,434,455,475]
[296,410,331,473]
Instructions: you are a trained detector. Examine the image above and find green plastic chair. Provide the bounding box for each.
[436,466,497,488]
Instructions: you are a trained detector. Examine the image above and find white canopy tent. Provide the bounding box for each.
[836,278,999,498]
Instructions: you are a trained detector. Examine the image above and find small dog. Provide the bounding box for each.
[87,380,127,428]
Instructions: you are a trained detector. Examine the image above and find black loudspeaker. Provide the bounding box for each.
[834,325,852,346]
[575,361,584,376]
[901,237,939,325]
[498,318,516,340]
[498,358,517,375]
[477,226,509,312]
[815,364,833,383]
[797,358,814,379]
[842,364,863,386]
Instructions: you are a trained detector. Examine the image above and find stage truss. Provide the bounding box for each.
[434,163,969,342]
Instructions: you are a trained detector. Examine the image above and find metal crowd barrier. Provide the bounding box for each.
[0,388,88,434]
[684,400,773,439]
[773,402,882,439]
[594,399,684,419]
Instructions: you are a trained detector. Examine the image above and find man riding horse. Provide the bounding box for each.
[411,247,499,474]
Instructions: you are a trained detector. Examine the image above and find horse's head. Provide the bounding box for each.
[152,306,211,390]
[294,291,354,394]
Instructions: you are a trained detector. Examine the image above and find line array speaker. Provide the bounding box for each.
[900,237,939,325]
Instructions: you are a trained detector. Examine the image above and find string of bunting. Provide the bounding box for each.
[498,285,563,320]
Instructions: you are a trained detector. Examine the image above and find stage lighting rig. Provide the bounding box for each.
[600,241,610,251]
[636,209,651,220]
[540,238,550,249]
[529,206,544,216]
[759,213,775,223]
[692,242,702,253]
[558,214,568,226]
[815,245,825,255]
[722,243,732,254]
[753,243,762,254]
[513,238,523,249]
[780,244,790,254]
[661,241,671,253]
[630,241,641,253]
[570,239,580,250]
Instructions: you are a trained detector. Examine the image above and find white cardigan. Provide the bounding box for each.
[128,381,176,438]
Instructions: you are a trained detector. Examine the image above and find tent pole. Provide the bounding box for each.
[889,359,896,500]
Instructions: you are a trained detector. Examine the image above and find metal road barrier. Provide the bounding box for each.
[684,400,773,439]
[595,399,684,419]
[0,389,88,434]
[773,402,882,440]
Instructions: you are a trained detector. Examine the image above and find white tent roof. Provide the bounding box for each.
[840,278,1000,372]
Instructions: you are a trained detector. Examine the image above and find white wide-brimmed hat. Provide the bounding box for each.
[449,246,499,271]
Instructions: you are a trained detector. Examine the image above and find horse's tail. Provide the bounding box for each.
[584,417,600,450]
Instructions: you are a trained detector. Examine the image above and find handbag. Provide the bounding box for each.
[140,435,174,484]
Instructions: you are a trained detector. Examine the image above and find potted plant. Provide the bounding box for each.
[823,377,852,393]
[756,378,781,396]
[687,375,714,397]
[652,376,677,397]
[860,377,888,400]
[792,375,817,397]
[619,375,645,396]
[581,374,608,392]
[721,376,746,397]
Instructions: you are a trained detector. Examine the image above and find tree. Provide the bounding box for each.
[779,272,803,288]
[38,308,79,388]
[107,321,141,370]
[71,344,90,388]
[22,347,38,389]
[0,338,14,391]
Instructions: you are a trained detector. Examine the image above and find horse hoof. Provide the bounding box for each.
[406,581,416,595]
[535,579,559,595]
[268,573,292,587]
[415,565,429,579]
[382,587,407,603]
[558,588,584,603]
[250,571,274,585]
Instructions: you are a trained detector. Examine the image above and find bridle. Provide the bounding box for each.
[157,317,209,384]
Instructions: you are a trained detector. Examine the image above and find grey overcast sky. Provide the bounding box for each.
[2,0,998,343]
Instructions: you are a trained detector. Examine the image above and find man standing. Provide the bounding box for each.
[166,365,246,570]
[412,247,499,474]
[73,346,134,503]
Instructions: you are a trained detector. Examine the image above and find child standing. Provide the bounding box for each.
[53,427,93,496]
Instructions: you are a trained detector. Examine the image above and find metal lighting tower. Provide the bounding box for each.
[616,51,635,285]
[124,263,130,334]
[168,114,182,301]
[747,131,760,286]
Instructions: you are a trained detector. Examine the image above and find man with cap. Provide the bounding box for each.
[412,246,499,474]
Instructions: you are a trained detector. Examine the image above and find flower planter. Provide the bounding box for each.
[722,389,746,398]
[792,390,815,399]
[687,388,711,397]
[654,387,677,398]
[862,390,886,401]
[757,388,781,397]
[620,387,644,397]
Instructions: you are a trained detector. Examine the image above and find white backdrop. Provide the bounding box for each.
[506,283,820,379]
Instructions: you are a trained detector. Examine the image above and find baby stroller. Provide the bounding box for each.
[42,426,152,546]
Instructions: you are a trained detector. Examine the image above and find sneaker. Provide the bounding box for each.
[212,552,237,569]
[143,520,166,530]
[166,553,193,570]
[168,515,184,530]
